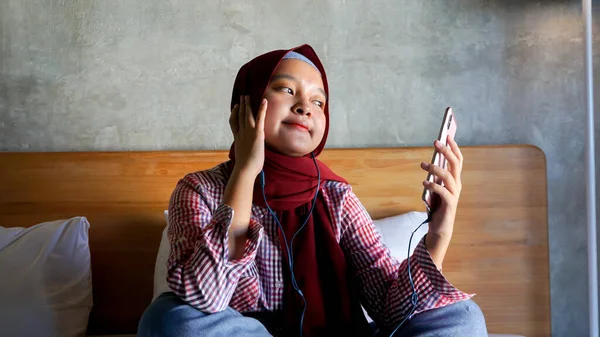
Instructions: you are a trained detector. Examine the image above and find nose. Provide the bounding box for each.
[293,100,311,116]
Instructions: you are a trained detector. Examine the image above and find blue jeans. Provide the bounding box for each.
[138,292,487,337]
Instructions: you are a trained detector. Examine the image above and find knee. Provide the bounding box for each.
[138,293,204,337]
[458,299,488,335]
[138,295,175,337]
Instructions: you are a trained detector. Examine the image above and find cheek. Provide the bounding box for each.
[264,94,286,115]
[264,114,277,137]
[313,113,327,141]
[262,97,286,140]
[263,100,282,129]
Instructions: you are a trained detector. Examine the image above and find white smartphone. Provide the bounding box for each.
[422,107,458,213]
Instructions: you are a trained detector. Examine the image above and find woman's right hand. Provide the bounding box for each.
[229,95,268,178]
[226,96,267,260]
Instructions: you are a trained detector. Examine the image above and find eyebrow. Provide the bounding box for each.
[270,74,327,100]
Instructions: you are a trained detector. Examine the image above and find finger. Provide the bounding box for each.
[447,135,464,170]
[256,98,268,131]
[423,179,453,205]
[239,95,246,130]
[229,104,240,135]
[446,137,463,183]
[245,95,256,128]
[435,140,460,182]
[421,162,457,195]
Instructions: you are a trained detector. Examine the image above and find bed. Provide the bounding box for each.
[0,145,550,336]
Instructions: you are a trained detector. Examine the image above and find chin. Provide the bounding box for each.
[281,147,312,157]
[268,142,315,157]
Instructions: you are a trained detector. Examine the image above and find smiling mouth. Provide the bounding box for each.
[284,122,309,132]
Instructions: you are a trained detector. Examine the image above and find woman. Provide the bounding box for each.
[138,44,487,337]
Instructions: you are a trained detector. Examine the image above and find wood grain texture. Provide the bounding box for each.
[0,145,550,336]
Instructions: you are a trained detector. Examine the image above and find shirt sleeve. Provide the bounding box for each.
[339,189,473,331]
[166,172,263,313]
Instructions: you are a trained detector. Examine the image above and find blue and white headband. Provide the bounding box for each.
[282,51,319,72]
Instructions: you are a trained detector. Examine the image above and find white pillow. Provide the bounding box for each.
[153,210,171,301]
[372,211,429,260]
[0,217,93,337]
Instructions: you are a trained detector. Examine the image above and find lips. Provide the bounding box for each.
[283,122,309,131]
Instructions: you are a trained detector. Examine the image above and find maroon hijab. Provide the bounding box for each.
[228,44,371,336]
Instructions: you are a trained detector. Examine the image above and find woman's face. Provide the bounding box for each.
[262,59,327,157]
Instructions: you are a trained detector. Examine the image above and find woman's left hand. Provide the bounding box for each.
[420,135,463,269]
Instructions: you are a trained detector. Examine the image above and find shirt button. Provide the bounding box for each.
[275,282,283,289]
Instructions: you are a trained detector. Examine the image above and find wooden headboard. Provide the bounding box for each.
[0,145,550,336]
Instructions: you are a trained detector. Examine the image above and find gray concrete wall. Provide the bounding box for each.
[0,1,597,336]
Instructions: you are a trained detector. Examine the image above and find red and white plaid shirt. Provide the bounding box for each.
[166,162,472,331]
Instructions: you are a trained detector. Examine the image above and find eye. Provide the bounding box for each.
[277,87,293,95]
[313,100,324,108]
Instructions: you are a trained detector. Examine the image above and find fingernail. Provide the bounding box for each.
[435,140,443,148]
[421,162,429,169]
